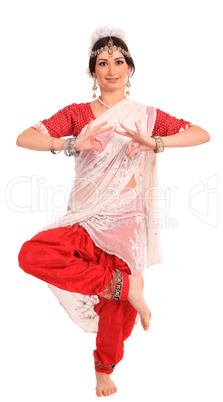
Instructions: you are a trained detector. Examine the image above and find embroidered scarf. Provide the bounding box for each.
[38,97,164,332]
[43,97,163,268]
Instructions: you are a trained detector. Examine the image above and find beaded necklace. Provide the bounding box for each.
[98,97,111,109]
[98,97,126,109]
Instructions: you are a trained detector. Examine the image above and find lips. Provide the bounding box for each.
[106,78,119,83]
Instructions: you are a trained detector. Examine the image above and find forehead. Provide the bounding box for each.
[96,50,126,61]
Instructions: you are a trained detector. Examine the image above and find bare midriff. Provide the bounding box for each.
[120,174,136,194]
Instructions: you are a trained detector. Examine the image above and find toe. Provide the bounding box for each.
[112,387,117,394]
[96,387,103,397]
[103,389,108,396]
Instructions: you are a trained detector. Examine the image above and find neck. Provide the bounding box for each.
[99,90,126,108]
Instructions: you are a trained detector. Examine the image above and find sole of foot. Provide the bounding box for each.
[127,274,151,331]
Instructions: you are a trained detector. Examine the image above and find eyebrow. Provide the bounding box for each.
[97,56,125,62]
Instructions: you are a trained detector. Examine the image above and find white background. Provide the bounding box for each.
[1,0,222,401]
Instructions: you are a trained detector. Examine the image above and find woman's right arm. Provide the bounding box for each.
[16,102,77,152]
[16,120,113,153]
[16,128,65,152]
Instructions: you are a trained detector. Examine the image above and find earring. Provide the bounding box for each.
[126,75,131,96]
[92,77,98,99]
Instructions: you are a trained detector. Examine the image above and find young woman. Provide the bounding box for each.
[17,26,210,397]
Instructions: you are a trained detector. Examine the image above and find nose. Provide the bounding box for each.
[107,62,116,75]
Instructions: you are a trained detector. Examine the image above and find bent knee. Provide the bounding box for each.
[18,241,35,271]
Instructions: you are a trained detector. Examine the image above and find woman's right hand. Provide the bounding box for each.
[75,120,113,152]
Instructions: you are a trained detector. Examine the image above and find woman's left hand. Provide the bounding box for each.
[115,122,156,157]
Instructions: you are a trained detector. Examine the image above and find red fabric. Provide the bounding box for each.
[119,271,130,300]
[34,102,192,140]
[94,297,137,374]
[151,108,192,137]
[18,224,130,297]
[40,103,95,138]
[18,224,135,373]
[98,269,129,301]
[26,102,192,372]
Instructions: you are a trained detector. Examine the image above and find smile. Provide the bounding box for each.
[106,78,119,83]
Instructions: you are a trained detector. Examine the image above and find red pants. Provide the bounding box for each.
[18,225,137,374]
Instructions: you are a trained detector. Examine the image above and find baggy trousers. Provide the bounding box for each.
[18,225,137,374]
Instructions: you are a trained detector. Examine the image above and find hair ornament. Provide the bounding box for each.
[88,25,129,57]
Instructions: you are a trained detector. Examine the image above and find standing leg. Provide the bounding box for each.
[94,297,137,397]
[94,297,137,373]
[92,252,138,397]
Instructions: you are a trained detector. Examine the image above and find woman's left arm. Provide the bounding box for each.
[115,123,210,157]
[160,125,210,148]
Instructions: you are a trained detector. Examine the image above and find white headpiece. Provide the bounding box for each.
[88,25,129,57]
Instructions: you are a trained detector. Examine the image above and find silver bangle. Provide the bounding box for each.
[50,138,61,154]
[64,138,71,156]
[69,137,80,157]
[64,137,80,157]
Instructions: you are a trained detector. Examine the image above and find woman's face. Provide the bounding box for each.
[93,50,132,94]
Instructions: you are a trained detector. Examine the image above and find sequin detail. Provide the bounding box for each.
[94,358,116,371]
[98,270,117,300]
[113,269,123,300]
[98,269,123,301]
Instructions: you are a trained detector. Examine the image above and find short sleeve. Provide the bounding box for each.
[31,103,95,138]
[151,109,193,137]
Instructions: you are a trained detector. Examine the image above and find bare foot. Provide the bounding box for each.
[95,372,117,397]
[127,274,151,331]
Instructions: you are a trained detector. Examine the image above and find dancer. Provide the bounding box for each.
[17,26,210,397]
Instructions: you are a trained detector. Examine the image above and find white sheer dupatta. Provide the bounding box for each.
[40,97,163,332]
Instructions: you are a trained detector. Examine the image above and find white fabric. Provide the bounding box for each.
[35,98,163,332]
[88,25,129,56]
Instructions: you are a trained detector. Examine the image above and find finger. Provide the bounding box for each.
[94,136,104,150]
[86,119,94,130]
[92,121,111,130]
[127,140,140,155]
[115,129,132,138]
[90,145,104,152]
[127,139,134,153]
[135,121,143,135]
[128,147,141,157]
[120,123,136,135]
[93,125,113,135]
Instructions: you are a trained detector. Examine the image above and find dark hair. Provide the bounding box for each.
[89,36,135,77]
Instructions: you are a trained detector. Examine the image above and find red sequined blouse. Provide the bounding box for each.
[34,102,192,138]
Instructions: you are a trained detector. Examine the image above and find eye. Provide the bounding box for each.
[116,60,124,65]
[98,62,107,66]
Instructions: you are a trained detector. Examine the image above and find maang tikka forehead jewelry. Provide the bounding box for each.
[90,32,131,59]
[107,35,115,57]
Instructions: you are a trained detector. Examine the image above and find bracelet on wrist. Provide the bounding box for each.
[153,136,164,153]
[50,138,61,154]
[69,137,80,157]
[64,138,71,156]
[64,137,80,157]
